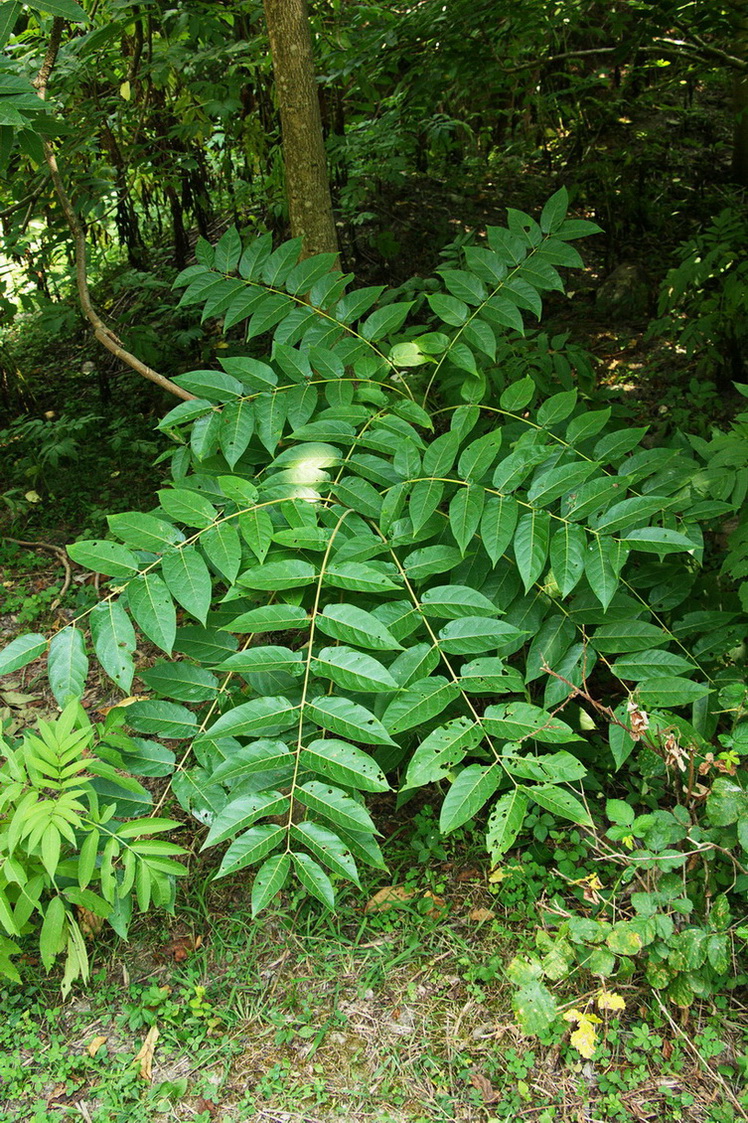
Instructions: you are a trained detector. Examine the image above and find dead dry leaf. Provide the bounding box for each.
[77,906,105,939]
[455,867,482,882]
[469,1070,500,1103]
[86,1035,108,1057]
[468,907,495,923]
[98,695,147,716]
[422,890,447,918]
[163,933,203,961]
[133,1024,160,1081]
[195,1097,220,1118]
[364,886,417,913]
[364,886,446,917]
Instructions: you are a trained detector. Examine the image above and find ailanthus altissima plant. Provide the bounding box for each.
[1,190,747,1004]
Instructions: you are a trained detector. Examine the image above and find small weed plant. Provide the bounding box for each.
[0,190,746,1035]
[0,701,186,993]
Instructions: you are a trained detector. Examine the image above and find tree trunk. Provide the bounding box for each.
[263,0,339,259]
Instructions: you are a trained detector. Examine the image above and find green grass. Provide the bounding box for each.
[2,817,747,1123]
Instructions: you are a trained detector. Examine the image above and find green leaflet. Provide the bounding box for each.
[619,527,699,554]
[306,696,396,746]
[89,601,134,692]
[409,478,445,534]
[403,544,462,580]
[126,701,198,740]
[158,486,218,529]
[486,789,529,861]
[239,508,273,563]
[525,616,576,684]
[301,738,389,792]
[420,584,498,620]
[529,784,593,827]
[237,558,316,590]
[292,852,335,909]
[584,537,627,611]
[175,625,238,662]
[481,495,518,566]
[610,649,696,681]
[200,522,242,584]
[290,820,362,882]
[636,677,712,707]
[67,540,140,578]
[514,509,551,592]
[251,853,291,916]
[404,717,483,788]
[215,646,303,676]
[549,523,586,597]
[315,604,402,651]
[216,825,285,878]
[323,561,401,594]
[219,399,254,468]
[296,780,378,836]
[483,702,580,744]
[313,647,398,694]
[438,617,524,655]
[382,676,459,735]
[439,764,501,834]
[449,485,485,554]
[221,604,309,633]
[204,697,298,740]
[47,627,88,706]
[592,620,667,654]
[209,739,293,784]
[126,573,176,653]
[161,546,213,624]
[107,512,184,552]
[39,897,67,973]
[389,643,440,687]
[202,790,289,849]
[458,430,502,480]
[0,633,47,677]
[503,751,586,784]
[139,662,219,702]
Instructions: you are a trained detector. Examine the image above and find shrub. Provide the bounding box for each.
[0,190,746,1008]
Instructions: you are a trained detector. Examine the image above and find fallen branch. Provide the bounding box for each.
[33,19,195,403]
[2,535,72,605]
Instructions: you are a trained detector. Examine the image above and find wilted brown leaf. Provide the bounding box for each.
[195,1095,220,1117]
[455,867,482,882]
[468,907,495,923]
[98,695,147,716]
[422,890,447,918]
[86,1036,108,1057]
[469,1070,500,1103]
[364,886,446,917]
[163,933,203,961]
[133,1024,159,1081]
[77,906,105,939]
[364,886,416,913]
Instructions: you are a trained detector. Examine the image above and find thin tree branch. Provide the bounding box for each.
[502,37,747,75]
[654,34,747,71]
[33,18,195,402]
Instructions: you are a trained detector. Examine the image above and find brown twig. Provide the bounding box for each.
[33,19,195,403]
[654,993,748,1121]
[2,535,72,604]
